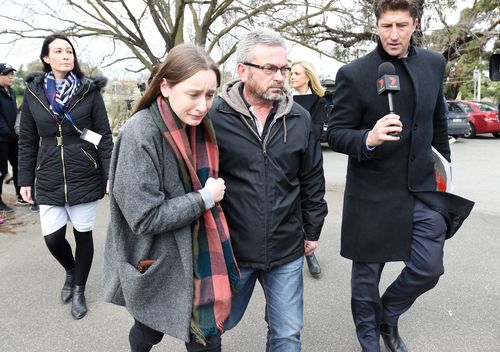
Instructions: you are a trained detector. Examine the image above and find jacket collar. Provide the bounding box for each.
[25,72,107,92]
[218,79,294,120]
[0,86,14,99]
[376,39,417,61]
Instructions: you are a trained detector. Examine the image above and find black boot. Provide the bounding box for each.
[306,254,321,277]
[61,269,75,303]
[380,323,408,352]
[129,319,163,352]
[71,285,88,319]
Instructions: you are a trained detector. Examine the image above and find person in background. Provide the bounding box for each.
[0,63,29,212]
[290,60,329,277]
[209,29,328,351]
[103,43,239,352]
[18,33,113,319]
[327,0,473,351]
[14,105,39,212]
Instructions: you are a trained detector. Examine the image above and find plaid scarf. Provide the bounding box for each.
[150,96,240,345]
[43,71,80,120]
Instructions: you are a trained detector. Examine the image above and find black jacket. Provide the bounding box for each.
[328,43,472,263]
[0,86,17,143]
[293,94,328,143]
[209,79,328,270]
[18,72,113,206]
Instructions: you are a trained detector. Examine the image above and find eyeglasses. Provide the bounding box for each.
[243,62,291,76]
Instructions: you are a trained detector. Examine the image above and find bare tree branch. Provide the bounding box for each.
[1,0,498,80]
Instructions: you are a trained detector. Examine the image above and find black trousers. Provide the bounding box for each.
[129,319,221,352]
[351,200,447,352]
[0,141,20,197]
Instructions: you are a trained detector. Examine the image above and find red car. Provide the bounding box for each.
[447,100,500,138]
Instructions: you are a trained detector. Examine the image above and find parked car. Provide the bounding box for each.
[481,101,500,113]
[445,101,471,138]
[447,100,500,138]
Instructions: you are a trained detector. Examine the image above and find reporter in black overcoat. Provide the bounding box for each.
[327,1,473,351]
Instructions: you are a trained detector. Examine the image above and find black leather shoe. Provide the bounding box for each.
[380,323,408,352]
[306,254,321,277]
[71,285,88,319]
[61,269,75,303]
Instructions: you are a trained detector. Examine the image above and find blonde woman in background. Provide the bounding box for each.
[290,60,329,277]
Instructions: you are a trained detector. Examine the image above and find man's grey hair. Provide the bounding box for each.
[237,29,287,64]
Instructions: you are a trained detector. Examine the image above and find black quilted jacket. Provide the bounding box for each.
[18,72,113,206]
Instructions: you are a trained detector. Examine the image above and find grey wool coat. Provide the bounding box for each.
[102,108,206,342]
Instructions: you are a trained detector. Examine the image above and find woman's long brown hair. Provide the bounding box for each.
[132,44,220,115]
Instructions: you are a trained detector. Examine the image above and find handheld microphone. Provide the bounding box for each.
[377,62,401,137]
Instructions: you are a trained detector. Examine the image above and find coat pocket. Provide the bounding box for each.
[117,252,174,306]
[81,147,98,169]
[137,259,156,274]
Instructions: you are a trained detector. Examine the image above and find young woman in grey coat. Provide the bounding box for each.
[103,44,239,352]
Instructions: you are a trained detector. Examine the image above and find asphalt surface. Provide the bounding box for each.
[1,136,499,351]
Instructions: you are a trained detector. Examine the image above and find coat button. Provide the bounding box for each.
[410,155,415,162]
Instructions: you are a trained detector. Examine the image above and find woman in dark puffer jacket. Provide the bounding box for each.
[18,33,113,320]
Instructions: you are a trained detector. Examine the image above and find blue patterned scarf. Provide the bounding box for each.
[43,71,81,121]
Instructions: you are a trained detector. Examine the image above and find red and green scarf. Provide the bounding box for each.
[150,96,240,344]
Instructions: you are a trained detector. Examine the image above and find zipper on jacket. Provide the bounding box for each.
[261,119,284,269]
[262,120,279,154]
[68,84,91,113]
[28,82,91,204]
[81,148,97,168]
[27,87,57,118]
[58,125,69,203]
[239,113,263,143]
[263,151,271,269]
[239,113,282,154]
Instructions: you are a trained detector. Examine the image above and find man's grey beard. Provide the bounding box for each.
[261,91,283,101]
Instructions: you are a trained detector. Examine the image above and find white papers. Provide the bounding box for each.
[432,146,453,193]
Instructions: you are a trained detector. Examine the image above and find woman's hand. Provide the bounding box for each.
[204,177,226,203]
[20,186,34,204]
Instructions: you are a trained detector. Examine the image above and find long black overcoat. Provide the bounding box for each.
[327,44,453,262]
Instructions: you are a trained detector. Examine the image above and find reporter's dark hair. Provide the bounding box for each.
[374,0,418,21]
[133,43,220,114]
[39,33,84,78]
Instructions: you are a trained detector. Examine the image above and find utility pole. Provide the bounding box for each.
[473,68,481,101]
[477,70,481,101]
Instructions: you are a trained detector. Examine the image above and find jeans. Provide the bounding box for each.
[224,256,304,352]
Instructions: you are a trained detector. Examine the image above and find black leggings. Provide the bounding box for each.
[129,319,221,352]
[44,225,94,286]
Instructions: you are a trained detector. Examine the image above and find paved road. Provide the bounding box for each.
[1,136,499,351]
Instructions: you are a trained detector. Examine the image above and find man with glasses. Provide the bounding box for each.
[209,29,327,351]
